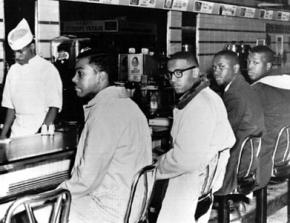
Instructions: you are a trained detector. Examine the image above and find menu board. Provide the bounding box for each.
[130,0,156,7]
[139,0,156,7]
[87,0,119,4]
[171,0,189,11]
[220,4,237,16]
[164,0,173,9]
[280,11,290,21]
[239,7,256,18]
[194,1,214,14]
[264,10,274,20]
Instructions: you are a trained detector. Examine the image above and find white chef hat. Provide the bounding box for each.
[8,18,33,51]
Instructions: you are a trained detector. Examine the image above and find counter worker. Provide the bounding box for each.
[248,45,290,189]
[155,51,235,223]
[0,18,62,139]
[58,49,152,223]
[212,50,264,195]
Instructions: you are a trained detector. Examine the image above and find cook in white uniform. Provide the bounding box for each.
[1,18,62,138]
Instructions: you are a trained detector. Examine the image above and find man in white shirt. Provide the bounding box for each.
[156,51,235,223]
[1,18,62,138]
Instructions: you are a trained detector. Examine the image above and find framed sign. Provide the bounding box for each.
[219,4,237,16]
[171,0,189,11]
[264,10,274,19]
[164,0,173,9]
[128,54,143,82]
[194,1,214,14]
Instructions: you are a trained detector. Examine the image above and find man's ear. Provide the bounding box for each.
[233,64,240,74]
[29,42,36,51]
[266,62,272,71]
[98,71,108,82]
[194,67,200,78]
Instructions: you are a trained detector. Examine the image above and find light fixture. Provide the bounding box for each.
[257,2,284,7]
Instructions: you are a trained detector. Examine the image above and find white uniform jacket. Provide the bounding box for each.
[2,55,62,137]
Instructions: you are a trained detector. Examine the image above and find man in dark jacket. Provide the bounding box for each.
[248,45,290,189]
[212,50,265,195]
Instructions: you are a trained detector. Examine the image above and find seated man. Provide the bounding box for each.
[248,45,290,189]
[212,50,264,195]
[155,51,235,223]
[58,50,152,222]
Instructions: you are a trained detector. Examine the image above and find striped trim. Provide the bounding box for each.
[0,19,4,23]
[169,40,182,43]
[198,53,216,56]
[169,27,182,30]
[37,39,54,43]
[199,28,265,33]
[38,21,60,25]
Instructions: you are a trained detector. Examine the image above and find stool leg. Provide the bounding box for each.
[287,178,290,223]
[256,186,267,223]
[218,196,230,223]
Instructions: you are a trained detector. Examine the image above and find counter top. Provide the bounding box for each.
[0,131,78,203]
[0,131,78,173]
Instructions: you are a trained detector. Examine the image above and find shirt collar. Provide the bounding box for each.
[85,86,128,108]
[224,75,237,92]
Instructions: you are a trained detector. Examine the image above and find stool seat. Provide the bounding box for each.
[214,136,262,223]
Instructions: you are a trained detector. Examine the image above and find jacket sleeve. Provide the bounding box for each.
[223,94,246,133]
[45,64,63,110]
[2,69,14,109]
[156,100,215,179]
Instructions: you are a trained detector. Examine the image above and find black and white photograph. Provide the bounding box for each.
[0,0,290,223]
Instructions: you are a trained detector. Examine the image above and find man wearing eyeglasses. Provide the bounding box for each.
[155,51,235,223]
[212,50,264,195]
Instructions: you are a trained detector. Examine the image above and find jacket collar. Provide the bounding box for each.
[176,77,209,110]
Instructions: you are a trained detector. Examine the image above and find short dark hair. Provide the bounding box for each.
[77,49,117,85]
[168,51,199,66]
[250,45,275,63]
[214,50,240,65]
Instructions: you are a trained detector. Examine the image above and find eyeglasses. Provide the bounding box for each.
[166,65,197,79]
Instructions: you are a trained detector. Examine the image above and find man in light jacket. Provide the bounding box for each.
[59,49,152,223]
[156,51,235,223]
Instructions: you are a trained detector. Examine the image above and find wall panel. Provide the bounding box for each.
[36,0,60,59]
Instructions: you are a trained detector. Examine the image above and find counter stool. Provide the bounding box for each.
[270,125,290,222]
[214,136,262,223]
[195,147,230,222]
[124,164,157,223]
[3,188,71,223]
